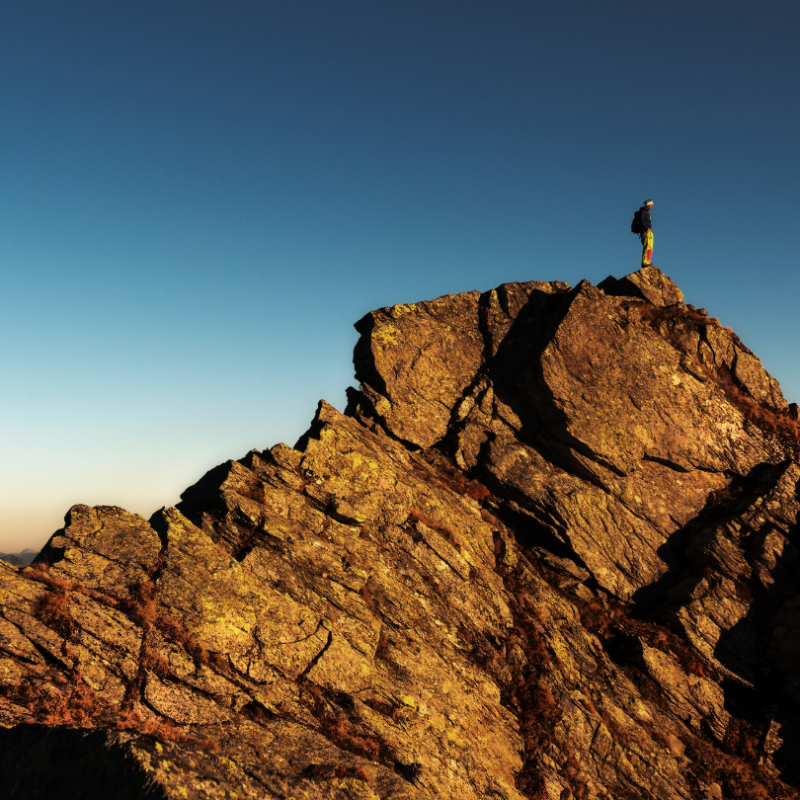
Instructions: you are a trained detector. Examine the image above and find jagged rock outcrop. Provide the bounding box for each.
[2,267,800,800]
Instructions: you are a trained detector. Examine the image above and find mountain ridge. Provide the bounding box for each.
[1,266,800,800]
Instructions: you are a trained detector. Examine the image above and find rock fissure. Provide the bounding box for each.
[296,628,334,683]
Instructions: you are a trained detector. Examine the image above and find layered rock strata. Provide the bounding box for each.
[2,266,800,800]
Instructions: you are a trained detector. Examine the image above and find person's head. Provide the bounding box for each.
[644,199,654,209]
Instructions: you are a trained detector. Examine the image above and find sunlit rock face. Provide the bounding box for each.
[3,266,800,800]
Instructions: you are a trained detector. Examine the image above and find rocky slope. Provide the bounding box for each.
[2,266,800,800]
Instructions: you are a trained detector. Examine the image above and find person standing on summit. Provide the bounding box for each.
[638,199,654,267]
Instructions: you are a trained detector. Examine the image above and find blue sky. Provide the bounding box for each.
[1,1,798,551]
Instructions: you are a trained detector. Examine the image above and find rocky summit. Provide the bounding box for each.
[3,266,800,800]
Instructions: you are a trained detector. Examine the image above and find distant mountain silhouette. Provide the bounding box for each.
[0,548,38,566]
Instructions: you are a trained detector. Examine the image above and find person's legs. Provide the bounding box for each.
[640,229,654,266]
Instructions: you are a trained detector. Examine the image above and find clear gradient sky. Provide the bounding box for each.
[2,1,799,552]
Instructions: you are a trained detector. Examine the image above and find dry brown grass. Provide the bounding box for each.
[649,727,671,749]
[153,613,185,641]
[120,581,213,668]
[17,552,227,760]
[582,615,800,800]
[627,300,712,337]
[331,765,376,787]
[577,598,623,638]
[27,564,75,637]
[707,365,800,443]
[2,676,111,728]
[121,581,158,629]
[413,451,493,504]
[35,584,73,637]
[115,706,221,752]
[602,713,631,747]
[358,581,379,613]
[28,565,129,641]
[466,482,491,502]
[561,748,589,799]
[492,579,563,798]
[178,630,211,666]
[685,735,786,800]
[299,681,394,766]
[233,483,266,504]
[2,675,219,751]
[408,509,459,547]
[140,642,171,679]
[376,628,390,653]
[73,583,119,606]
[30,560,225,692]
[209,651,229,672]
[627,301,800,446]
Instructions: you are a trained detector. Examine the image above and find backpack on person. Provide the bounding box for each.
[631,209,643,234]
